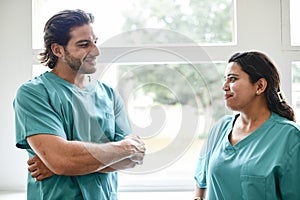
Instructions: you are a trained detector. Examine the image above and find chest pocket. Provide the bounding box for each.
[80,110,115,143]
[100,112,116,141]
[71,92,116,143]
[240,175,266,200]
[240,158,267,200]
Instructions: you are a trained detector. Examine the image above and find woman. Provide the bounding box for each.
[193,51,300,200]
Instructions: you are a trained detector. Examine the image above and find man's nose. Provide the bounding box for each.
[92,44,100,56]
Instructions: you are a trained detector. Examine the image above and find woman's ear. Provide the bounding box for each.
[51,43,64,57]
[256,78,267,95]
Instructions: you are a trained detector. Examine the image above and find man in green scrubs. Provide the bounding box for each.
[14,9,145,200]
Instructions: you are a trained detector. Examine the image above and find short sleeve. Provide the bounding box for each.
[279,135,300,199]
[194,156,208,188]
[194,115,233,189]
[14,83,66,149]
[112,89,132,141]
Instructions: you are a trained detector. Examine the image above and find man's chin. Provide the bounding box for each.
[78,65,97,74]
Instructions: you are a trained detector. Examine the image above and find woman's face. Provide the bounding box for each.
[222,62,258,111]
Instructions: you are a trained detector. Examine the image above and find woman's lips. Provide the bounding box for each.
[224,93,233,100]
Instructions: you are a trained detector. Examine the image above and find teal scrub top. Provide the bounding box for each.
[14,72,131,200]
[194,112,300,200]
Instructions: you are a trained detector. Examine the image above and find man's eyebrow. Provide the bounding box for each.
[75,37,98,44]
[75,39,92,44]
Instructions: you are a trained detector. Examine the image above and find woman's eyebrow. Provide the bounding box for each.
[224,73,239,78]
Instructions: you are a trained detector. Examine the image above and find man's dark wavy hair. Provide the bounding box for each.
[39,9,94,69]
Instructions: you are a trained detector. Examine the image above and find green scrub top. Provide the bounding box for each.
[14,72,131,200]
[195,112,300,200]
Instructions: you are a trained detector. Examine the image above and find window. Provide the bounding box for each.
[290,0,300,46]
[32,0,234,48]
[283,0,300,122]
[100,62,227,190]
[292,62,300,121]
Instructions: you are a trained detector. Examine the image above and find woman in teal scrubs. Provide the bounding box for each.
[194,51,300,200]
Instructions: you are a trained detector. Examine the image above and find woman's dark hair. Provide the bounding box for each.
[39,9,95,69]
[228,51,295,122]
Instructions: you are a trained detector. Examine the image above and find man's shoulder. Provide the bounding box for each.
[16,73,49,97]
[23,74,45,86]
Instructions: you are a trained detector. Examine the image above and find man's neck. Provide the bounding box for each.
[51,67,90,89]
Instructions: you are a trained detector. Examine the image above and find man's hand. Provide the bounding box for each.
[28,155,55,181]
[99,135,146,172]
[122,135,146,164]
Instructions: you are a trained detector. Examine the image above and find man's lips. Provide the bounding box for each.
[84,57,97,65]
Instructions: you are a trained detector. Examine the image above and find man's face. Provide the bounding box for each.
[63,24,100,74]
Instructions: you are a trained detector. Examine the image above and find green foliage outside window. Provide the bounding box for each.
[117,0,233,120]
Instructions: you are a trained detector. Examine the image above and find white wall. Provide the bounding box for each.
[0,0,32,190]
[237,0,289,98]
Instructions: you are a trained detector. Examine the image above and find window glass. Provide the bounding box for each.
[32,61,228,189]
[290,0,300,46]
[99,62,228,189]
[292,62,300,121]
[32,0,234,48]
[32,0,232,191]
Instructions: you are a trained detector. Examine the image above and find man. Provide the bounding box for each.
[14,9,145,200]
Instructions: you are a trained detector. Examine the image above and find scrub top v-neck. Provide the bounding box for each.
[194,112,300,200]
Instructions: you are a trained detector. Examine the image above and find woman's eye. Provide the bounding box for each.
[224,76,237,82]
[229,77,237,82]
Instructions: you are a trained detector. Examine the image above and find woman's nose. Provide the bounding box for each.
[222,81,229,91]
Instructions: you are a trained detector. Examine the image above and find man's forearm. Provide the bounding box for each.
[59,141,130,175]
[27,134,145,176]
[97,157,143,173]
[29,154,141,181]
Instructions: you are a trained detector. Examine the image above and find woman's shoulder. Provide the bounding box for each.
[270,112,300,141]
[217,114,237,127]
[209,114,236,135]
[271,112,300,130]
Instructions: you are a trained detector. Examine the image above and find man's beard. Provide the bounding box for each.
[63,49,83,72]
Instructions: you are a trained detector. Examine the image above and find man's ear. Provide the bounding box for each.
[51,43,64,57]
[256,78,267,94]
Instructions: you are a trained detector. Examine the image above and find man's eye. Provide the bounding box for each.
[79,43,89,47]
